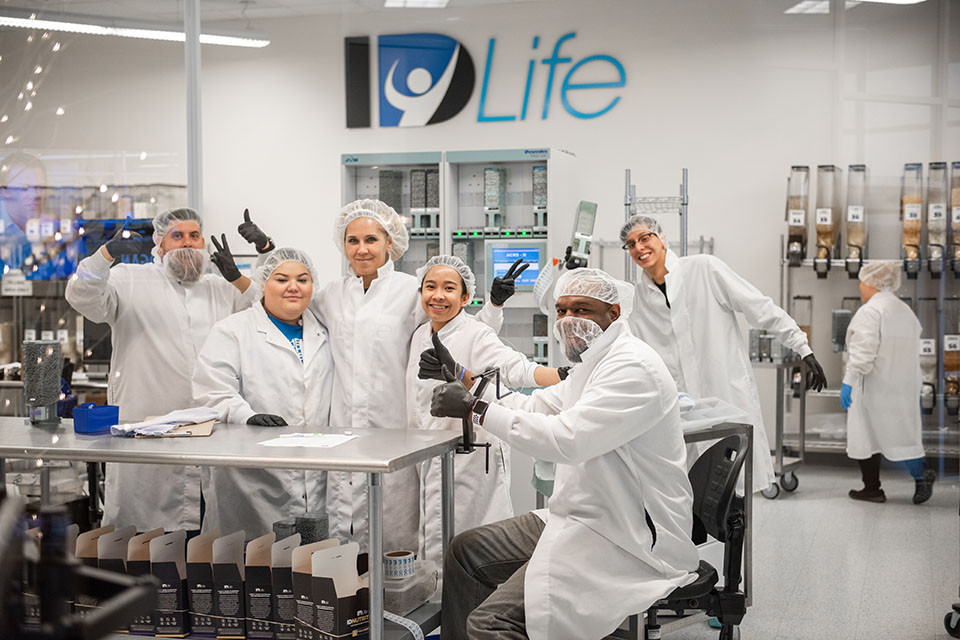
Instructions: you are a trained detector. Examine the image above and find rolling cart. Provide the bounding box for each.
[754,360,807,500]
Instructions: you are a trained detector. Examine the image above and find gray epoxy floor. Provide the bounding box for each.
[674,461,959,640]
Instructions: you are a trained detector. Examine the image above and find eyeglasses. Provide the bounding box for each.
[622,232,659,251]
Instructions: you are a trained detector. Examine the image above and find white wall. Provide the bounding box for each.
[2,0,957,501]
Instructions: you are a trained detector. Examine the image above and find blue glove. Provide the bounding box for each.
[840,383,852,411]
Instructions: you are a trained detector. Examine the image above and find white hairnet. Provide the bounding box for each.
[555,268,634,317]
[334,199,409,262]
[152,207,202,249]
[619,214,664,244]
[253,247,317,294]
[859,261,902,292]
[416,255,476,303]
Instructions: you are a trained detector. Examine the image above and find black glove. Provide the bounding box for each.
[247,413,288,427]
[489,258,530,306]
[104,228,142,259]
[430,365,476,420]
[238,208,272,253]
[210,234,242,283]
[419,332,463,382]
[557,366,571,381]
[803,354,827,392]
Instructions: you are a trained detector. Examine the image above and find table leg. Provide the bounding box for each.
[40,465,50,506]
[745,424,753,607]
[368,472,383,640]
[0,458,5,500]
[441,450,455,561]
[87,462,100,527]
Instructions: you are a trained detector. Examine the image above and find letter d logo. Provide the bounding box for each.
[343,33,475,128]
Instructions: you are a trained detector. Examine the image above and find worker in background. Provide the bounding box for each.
[193,248,332,535]
[65,207,264,533]
[841,261,935,504]
[430,268,698,640]
[619,215,827,494]
[236,201,512,553]
[409,255,563,578]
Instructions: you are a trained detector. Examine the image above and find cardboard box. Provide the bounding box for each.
[291,540,339,640]
[270,534,301,640]
[212,530,246,638]
[245,532,276,640]
[151,530,189,637]
[187,531,220,637]
[127,528,164,635]
[310,543,369,640]
[74,524,117,617]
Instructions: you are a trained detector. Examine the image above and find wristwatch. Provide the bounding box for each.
[471,399,489,426]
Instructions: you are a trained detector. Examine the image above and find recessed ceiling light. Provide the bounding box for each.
[385,0,450,8]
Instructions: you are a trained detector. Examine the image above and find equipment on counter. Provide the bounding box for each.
[23,340,62,426]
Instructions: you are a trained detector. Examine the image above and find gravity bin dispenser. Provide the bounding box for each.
[945,298,959,416]
[919,298,939,416]
[785,166,809,267]
[926,162,948,279]
[901,163,923,280]
[845,164,867,278]
[814,165,842,279]
[952,162,960,277]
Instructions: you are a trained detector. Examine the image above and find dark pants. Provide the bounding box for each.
[440,512,545,640]
[857,453,926,490]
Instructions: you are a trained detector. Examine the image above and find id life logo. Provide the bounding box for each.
[344,32,626,128]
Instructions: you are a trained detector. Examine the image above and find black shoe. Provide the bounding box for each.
[849,488,886,503]
[913,469,936,504]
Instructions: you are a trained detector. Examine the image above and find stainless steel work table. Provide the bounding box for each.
[0,418,462,640]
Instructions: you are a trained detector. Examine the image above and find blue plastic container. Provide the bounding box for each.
[73,403,119,435]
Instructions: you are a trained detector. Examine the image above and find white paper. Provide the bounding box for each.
[258,433,356,448]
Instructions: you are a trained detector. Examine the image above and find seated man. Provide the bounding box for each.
[429,268,699,640]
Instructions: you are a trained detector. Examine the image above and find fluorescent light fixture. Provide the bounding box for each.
[385,0,450,8]
[785,1,830,13]
[0,9,270,48]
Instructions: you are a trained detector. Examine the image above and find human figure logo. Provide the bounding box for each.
[377,33,475,127]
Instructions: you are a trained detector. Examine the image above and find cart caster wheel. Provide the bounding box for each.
[780,472,799,492]
[761,483,780,499]
[946,608,960,638]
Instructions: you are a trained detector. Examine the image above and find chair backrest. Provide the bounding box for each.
[687,433,749,544]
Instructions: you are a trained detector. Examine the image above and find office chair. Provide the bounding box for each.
[613,434,748,640]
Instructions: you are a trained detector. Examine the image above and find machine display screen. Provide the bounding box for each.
[491,247,541,286]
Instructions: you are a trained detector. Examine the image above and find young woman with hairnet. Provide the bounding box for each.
[192,248,333,536]
[407,255,563,578]
[235,202,509,552]
[841,261,935,504]
[620,215,828,494]
[65,207,258,532]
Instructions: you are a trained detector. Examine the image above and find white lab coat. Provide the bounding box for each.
[482,319,698,640]
[65,251,258,531]
[405,311,538,570]
[629,250,811,492]
[842,291,924,461]
[311,259,502,552]
[192,303,334,537]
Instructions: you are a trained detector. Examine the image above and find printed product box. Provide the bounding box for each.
[187,530,220,637]
[151,530,190,637]
[212,530,246,638]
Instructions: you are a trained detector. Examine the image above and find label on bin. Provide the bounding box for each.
[847,206,864,223]
[929,204,946,221]
[57,330,69,345]
[40,220,55,239]
[25,219,40,243]
[904,204,922,221]
[953,207,960,223]
[788,209,805,226]
[816,208,832,225]
[946,335,960,352]
[40,330,53,341]
[24,329,36,342]
[920,339,936,356]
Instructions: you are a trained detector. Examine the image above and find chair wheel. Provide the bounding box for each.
[780,472,799,492]
[761,483,780,499]
[946,610,960,638]
[718,626,741,640]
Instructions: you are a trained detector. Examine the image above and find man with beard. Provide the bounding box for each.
[66,207,263,533]
[429,268,698,640]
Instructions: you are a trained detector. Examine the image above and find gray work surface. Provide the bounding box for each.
[0,417,461,473]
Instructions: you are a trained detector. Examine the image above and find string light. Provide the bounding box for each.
[74,205,82,214]
[99,184,107,192]
[25,81,33,90]
[17,92,23,100]
[4,135,14,144]
[33,65,42,74]
[140,151,147,160]
[0,115,7,123]
[55,106,64,115]
[111,192,119,203]
[24,101,32,111]
[52,42,60,52]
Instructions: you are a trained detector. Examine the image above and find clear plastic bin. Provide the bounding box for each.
[815,165,842,259]
[846,164,867,259]
[384,560,439,617]
[786,166,809,262]
[901,163,923,260]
